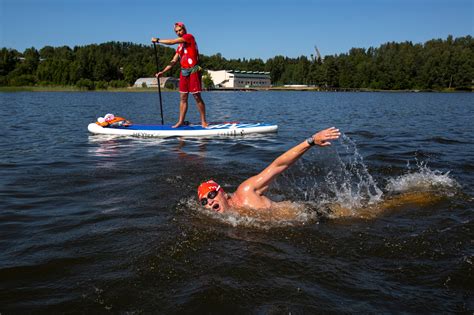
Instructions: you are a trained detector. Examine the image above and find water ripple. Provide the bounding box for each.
[0,91,472,313]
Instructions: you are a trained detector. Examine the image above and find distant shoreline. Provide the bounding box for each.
[0,86,175,93]
[214,87,472,93]
[0,86,471,93]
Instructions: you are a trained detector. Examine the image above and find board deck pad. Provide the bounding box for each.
[88,122,278,137]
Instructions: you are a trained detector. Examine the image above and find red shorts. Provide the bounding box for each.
[179,71,202,94]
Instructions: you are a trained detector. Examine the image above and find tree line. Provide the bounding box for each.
[0,35,472,90]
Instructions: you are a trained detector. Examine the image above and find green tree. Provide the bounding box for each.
[76,78,94,90]
[1,36,472,90]
[0,48,19,77]
[202,71,214,89]
[266,55,286,85]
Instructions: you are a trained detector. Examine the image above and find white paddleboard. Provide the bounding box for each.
[88,122,278,137]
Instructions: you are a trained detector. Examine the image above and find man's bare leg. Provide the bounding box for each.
[193,93,208,128]
[173,93,189,128]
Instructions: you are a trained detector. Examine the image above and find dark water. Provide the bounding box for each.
[1,91,473,313]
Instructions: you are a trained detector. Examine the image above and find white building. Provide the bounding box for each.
[133,77,179,89]
[207,70,271,88]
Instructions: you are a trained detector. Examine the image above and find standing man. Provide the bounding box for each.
[152,22,209,128]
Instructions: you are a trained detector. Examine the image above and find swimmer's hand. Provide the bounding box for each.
[311,127,341,147]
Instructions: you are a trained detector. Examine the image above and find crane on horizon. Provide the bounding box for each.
[310,45,323,62]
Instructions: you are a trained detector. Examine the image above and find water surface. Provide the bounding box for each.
[1,91,473,313]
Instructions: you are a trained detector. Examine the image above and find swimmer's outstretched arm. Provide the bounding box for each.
[237,127,341,195]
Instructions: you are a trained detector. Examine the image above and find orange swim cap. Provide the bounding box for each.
[197,180,221,200]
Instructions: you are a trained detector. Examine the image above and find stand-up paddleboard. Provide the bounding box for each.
[88,122,278,138]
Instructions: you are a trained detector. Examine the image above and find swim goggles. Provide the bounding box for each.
[200,186,220,206]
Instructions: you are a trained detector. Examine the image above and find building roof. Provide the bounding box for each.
[226,70,270,74]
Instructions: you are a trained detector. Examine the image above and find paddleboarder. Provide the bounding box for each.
[152,22,209,128]
[197,127,341,213]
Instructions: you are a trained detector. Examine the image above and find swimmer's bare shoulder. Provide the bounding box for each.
[231,179,274,210]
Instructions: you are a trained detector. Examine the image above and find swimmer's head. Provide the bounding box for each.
[197,180,227,213]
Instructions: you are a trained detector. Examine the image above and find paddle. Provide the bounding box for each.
[153,42,164,125]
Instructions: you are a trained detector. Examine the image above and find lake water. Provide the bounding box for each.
[1,91,473,313]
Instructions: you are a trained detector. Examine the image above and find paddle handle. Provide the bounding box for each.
[153,42,164,125]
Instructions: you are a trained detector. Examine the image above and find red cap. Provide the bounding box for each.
[197,180,221,200]
[174,22,187,32]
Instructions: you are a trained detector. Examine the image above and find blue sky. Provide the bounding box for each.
[1,0,472,60]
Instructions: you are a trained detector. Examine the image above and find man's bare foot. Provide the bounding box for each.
[201,121,209,128]
[172,121,184,128]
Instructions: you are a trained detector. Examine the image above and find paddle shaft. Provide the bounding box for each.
[153,42,164,125]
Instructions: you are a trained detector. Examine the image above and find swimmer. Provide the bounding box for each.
[197,127,341,213]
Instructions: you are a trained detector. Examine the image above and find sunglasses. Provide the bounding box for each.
[200,187,220,206]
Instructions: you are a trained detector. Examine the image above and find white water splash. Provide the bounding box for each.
[324,134,383,209]
[273,133,384,211]
[386,160,459,194]
[181,197,318,229]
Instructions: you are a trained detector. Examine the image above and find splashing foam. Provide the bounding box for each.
[322,134,383,210]
[180,197,320,229]
[386,160,458,194]
[323,137,460,217]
